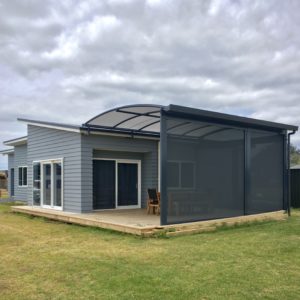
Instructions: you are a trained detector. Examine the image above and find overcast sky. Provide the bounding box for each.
[0,0,300,169]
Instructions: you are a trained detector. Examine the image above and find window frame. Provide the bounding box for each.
[167,160,196,190]
[18,166,28,187]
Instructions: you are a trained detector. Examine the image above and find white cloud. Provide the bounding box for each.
[43,15,121,59]
[146,0,163,7]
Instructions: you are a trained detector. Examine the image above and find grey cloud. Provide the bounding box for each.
[0,0,300,169]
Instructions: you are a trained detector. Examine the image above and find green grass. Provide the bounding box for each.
[0,202,299,300]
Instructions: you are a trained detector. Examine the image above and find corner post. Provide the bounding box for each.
[283,131,288,211]
[244,129,251,215]
[160,109,168,225]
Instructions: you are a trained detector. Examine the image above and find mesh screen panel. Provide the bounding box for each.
[165,117,245,224]
[247,130,284,214]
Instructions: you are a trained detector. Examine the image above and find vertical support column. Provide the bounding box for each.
[283,132,288,211]
[287,130,296,216]
[287,132,291,216]
[244,129,251,215]
[157,141,160,192]
[160,110,168,225]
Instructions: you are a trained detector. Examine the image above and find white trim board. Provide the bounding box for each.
[22,121,81,133]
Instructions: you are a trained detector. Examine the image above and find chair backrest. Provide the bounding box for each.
[148,188,158,203]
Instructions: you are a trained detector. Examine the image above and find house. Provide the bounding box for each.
[1,104,298,226]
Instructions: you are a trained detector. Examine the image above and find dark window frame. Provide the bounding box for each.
[167,160,196,189]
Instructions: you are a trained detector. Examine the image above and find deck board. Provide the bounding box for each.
[11,206,286,237]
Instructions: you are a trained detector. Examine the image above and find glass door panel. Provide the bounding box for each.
[93,160,116,209]
[43,163,51,206]
[53,163,62,208]
[41,160,63,209]
[117,163,138,207]
[33,163,41,205]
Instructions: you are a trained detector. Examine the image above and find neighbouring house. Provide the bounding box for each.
[0,170,8,190]
[290,165,300,208]
[0,104,298,225]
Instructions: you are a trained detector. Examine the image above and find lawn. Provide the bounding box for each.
[0,203,299,300]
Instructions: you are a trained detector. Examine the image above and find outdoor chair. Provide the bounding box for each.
[147,188,160,215]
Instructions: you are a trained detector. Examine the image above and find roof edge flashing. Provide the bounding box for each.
[3,136,28,146]
[18,118,81,133]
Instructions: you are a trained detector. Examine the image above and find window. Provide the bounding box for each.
[167,161,195,189]
[167,162,180,187]
[18,167,27,187]
[181,162,195,188]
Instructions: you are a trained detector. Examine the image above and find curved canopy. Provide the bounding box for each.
[83,103,297,138]
[84,104,162,134]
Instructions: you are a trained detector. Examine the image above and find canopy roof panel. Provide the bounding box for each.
[82,104,297,138]
[84,104,162,134]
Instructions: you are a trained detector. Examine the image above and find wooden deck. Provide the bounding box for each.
[11,206,287,237]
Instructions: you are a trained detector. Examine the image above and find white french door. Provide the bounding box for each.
[41,159,63,210]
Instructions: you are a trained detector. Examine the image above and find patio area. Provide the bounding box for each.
[11,205,286,237]
[11,206,161,236]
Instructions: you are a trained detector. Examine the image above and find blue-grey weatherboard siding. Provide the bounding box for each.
[27,125,82,212]
[7,153,15,198]
[81,134,159,212]
[13,144,28,202]
[27,125,158,213]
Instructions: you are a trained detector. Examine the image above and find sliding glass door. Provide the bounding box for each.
[93,159,141,210]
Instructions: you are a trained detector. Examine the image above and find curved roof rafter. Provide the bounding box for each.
[84,104,163,135]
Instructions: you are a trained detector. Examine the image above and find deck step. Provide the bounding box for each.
[166,226,217,237]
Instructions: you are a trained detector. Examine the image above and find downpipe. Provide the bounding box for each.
[287,130,296,216]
